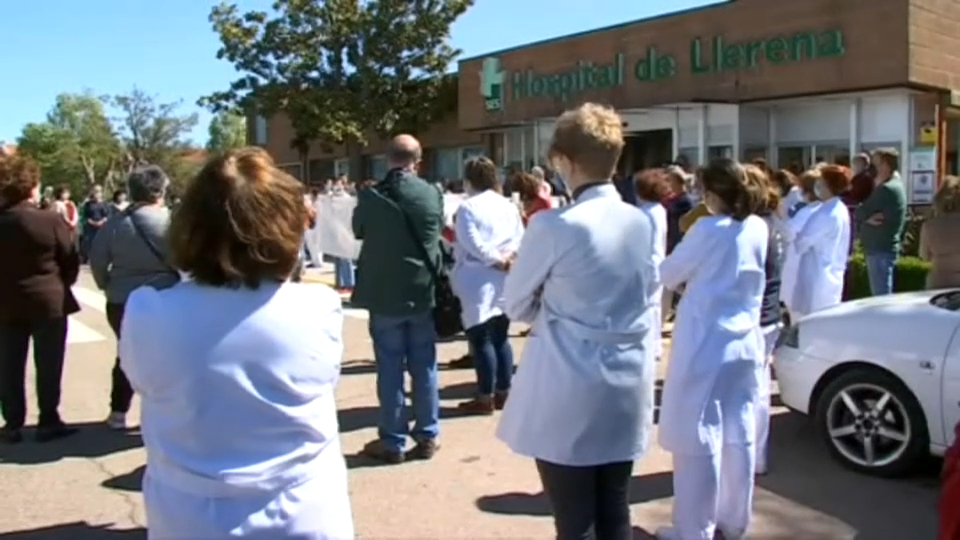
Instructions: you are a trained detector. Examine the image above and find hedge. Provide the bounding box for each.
[843,253,931,301]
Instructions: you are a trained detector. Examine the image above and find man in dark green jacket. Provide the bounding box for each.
[351,134,443,464]
[854,147,907,296]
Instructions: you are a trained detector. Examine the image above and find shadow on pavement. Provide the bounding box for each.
[0,522,144,539]
[102,465,145,492]
[756,410,940,539]
[0,422,141,465]
[340,360,377,376]
[439,381,474,401]
[475,471,674,516]
[338,404,477,434]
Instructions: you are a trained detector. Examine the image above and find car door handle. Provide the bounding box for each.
[919,359,935,371]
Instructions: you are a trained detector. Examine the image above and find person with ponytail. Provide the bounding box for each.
[656,158,768,540]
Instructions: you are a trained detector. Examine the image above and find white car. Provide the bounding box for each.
[774,289,960,477]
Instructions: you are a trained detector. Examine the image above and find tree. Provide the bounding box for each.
[16,91,122,193]
[206,111,247,152]
[112,88,200,190]
[201,0,472,164]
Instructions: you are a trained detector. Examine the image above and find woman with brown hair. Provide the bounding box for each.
[742,165,785,476]
[118,147,354,539]
[510,171,553,225]
[452,156,524,414]
[789,165,852,319]
[0,155,80,444]
[635,168,670,356]
[657,158,768,540]
[920,175,960,288]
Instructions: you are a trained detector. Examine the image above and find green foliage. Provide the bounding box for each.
[206,111,247,152]
[200,0,473,153]
[16,91,122,195]
[111,88,200,192]
[844,253,931,301]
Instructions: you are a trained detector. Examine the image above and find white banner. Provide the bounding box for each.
[314,195,362,260]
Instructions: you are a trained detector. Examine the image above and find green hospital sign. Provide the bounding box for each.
[480,29,846,111]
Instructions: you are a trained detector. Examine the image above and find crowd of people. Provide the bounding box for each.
[1,99,959,539]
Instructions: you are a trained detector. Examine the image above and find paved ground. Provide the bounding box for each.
[0,266,941,539]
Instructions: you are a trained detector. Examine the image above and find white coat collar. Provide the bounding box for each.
[574,183,619,203]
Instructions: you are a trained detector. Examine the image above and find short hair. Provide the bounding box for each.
[530,166,545,180]
[852,153,870,166]
[112,189,127,203]
[53,184,71,200]
[771,170,796,197]
[463,156,500,193]
[386,135,422,167]
[0,155,41,205]
[634,169,670,202]
[127,165,169,203]
[742,164,780,216]
[872,147,899,171]
[699,158,760,221]
[510,172,542,201]
[819,165,853,197]
[547,103,624,180]
[167,146,307,288]
[751,157,770,174]
[935,176,960,214]
[797,170,821,198]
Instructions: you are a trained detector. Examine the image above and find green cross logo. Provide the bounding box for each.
[480,57,505,112]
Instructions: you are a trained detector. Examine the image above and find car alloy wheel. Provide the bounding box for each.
[825,383,911,468]
[815,368,928,477]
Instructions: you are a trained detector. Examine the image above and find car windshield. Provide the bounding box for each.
[930,290,960,311]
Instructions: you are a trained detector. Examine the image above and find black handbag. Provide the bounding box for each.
[382,189,463,338]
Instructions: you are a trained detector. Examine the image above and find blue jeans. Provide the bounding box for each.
[865,252,896,296]
[368,311,439,451]
[335,258,355,288]
[465,315,513,395]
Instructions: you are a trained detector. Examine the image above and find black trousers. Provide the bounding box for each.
[106,302,134,413]
[0,318,69,429]
[536,459,634,540]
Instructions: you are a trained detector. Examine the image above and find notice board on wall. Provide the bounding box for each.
[908,147,937,205]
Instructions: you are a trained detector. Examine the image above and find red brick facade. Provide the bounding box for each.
[258,0,960,179]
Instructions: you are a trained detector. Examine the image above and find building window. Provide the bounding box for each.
[309,159,334,184]
[367,154,387,181]
[254,116,268,145]
[435,147,462,183]
[334,158,349,180]
[279,163,303,181]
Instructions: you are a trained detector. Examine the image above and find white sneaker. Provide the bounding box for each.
[106,412,127,430]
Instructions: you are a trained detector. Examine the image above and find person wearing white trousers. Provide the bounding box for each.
[656,160,769,540]
[755,209,786,475]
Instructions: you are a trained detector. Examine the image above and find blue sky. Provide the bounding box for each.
[0,0,714,145]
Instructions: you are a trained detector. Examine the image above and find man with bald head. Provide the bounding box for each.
[351,134,444,464]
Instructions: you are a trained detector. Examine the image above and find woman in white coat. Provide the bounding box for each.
[452,156,524,414]
[498,103,659,539]
[780,170,822,319]
[743,165,787,477]
[119,148,354,540]
[656,158,768,540]
[635,169,669,359]
[788,165,852,319]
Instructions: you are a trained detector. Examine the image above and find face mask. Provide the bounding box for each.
[814,180,829,200]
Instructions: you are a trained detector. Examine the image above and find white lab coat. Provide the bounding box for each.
[658,215,768,455]
[637,199,667,357]
[496,184,659,466]
[451,190,524,330]
[789,196,851,318]
[779,201,821,313]
[119,282,354,540]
